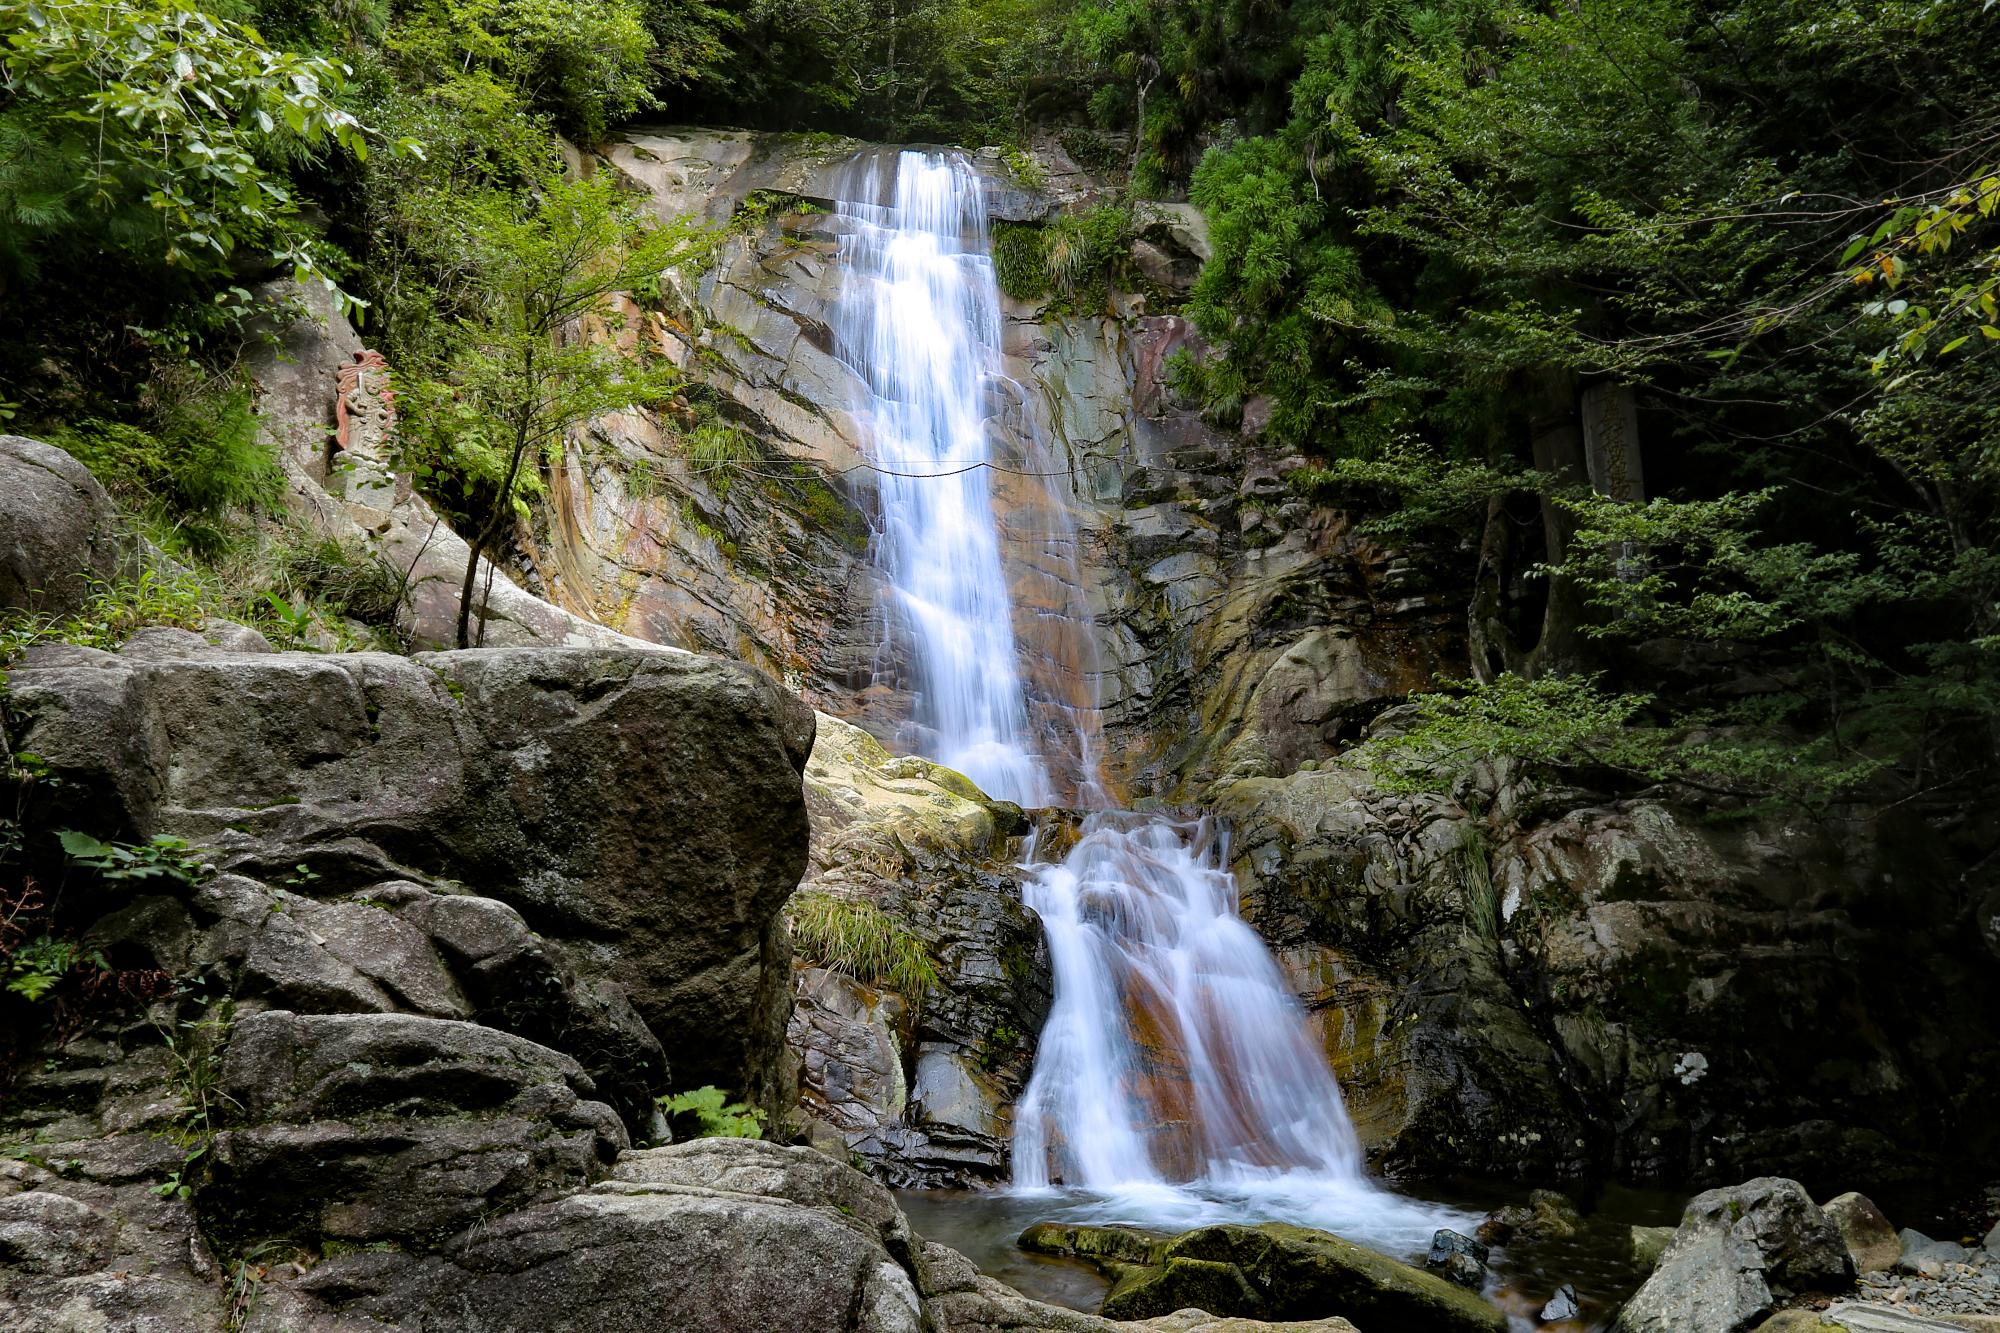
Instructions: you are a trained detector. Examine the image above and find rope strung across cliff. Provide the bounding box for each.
[680,456,1088,484]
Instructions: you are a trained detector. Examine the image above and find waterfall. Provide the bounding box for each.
[832,150,1455,1251]
[829,150,1050,807]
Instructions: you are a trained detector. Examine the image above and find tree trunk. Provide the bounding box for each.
[1523,371,1592,678]
[1130,67,1156,178]
[1468,493,1524,683]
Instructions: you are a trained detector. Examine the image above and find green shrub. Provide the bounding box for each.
[785,891,941,999]
[658,1085,765,1139]
[0,567,215,660]
[992,223,1050,303]
[999,145,1046,192]
[161,382,280,520]
[682,419,756,494]
[990,209,1131,312]
[1042,206,1131,311]
[273,535,405,627]
[51,378,282,557]
[47,419,170,503]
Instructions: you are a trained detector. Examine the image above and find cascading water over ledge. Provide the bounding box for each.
[830,148,1465,1257]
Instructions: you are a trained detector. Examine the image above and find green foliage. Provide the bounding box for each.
[1085,0,2000,805]
[1,828,208,1004]
[1359,673,1887,812]
[1297,443,1538,541]
[56,832,213,885]
[992,223,1050,302]
[989,207,1130,311]
[1845,167,2000,372]
[0,567,216,659]
[0,0,377,294]
[270,534,404,627]
[388,0,656,144]
[694,0,1072,141]
[5,935,106,1001]
[785,890,941,999]
[999,145,1046,192]
[394,169,712,645]
[657,1084,765,1139]
[681,417,757,494]
[1359,673,1663,795]
[51,377,281,557]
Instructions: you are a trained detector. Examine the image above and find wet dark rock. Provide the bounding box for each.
[210,1010,625,1247]
[1427,1228,1489,1289]
[1216,756,2000,1195]
[1480,1191,1581,1247]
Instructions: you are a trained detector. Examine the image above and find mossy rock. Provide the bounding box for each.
[1104,1256,1262,1321]
[1019,1220,1167,1268]
[1022,1220,1505,1333]
[1165,1224,1505,1332]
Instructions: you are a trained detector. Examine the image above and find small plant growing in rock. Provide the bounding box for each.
[153,987,237,1200]
[785,891,941,1000]
[56,831,212,885]
[658,1085,765,1140]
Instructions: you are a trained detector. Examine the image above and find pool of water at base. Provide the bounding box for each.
[896,1178,1686,1333]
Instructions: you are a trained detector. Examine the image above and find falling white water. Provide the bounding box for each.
[830,150,1050,806]
[831,150,1464,1256]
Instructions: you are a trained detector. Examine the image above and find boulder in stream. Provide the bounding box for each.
[1611,1177,1853,1333]
[1022,1220,1507,1332]
[1822,1192,1903,1273]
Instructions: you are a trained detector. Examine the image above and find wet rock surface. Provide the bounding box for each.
[1208,754,2000,1198]
[789,714,1051,1186]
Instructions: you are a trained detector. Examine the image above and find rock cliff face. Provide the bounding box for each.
[1212,759,2000,1207]
[539,128,1456,802]
[419,126,1998,1205]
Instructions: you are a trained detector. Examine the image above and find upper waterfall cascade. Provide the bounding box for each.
[831,149,1456,1250]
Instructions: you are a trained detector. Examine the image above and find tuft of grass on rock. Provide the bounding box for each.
[785,891,941,999]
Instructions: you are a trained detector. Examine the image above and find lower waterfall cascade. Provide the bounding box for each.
[831,147,1462,1253]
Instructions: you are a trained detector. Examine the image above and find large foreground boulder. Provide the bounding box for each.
[5,641,816,1117]
[1023,1220,1506,1332]
[1612,1177,1854,1332]
[209,1010,626,1247]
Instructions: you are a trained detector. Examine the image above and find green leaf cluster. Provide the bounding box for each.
[0,0,372,291]
[56,831,214,885]
[657,1084,766,1139]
